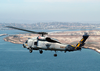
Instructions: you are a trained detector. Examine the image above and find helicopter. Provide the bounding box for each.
[6,26,89,57]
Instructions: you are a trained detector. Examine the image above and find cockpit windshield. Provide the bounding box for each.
[25,40,28,43]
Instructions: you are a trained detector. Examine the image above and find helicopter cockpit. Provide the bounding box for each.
[25,40,28,43]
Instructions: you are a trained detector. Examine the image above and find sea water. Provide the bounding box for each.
[0,30,100,71]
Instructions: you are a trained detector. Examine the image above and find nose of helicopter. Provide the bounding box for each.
[23,44,26,48]
[23,40,29,48]
[23,42,29,48]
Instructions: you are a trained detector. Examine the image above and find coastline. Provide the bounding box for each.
[88,47,100,53]
[0,34,7,37]
[83,46,100,53]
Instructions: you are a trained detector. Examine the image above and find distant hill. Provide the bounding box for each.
[0,22,100,30]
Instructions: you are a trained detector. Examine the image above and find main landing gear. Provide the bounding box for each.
[39,50,43,54]
[54,51,57,57]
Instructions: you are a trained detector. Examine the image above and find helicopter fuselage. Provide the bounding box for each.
[23,36,77,52]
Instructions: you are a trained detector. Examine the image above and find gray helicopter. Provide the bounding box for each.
[6,26,89,57]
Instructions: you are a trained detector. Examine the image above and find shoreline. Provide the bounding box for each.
[83,47,100,53]
[0,34,8,37]
[89,47,100,53]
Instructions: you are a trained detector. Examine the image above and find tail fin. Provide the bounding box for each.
[75,33,89,49]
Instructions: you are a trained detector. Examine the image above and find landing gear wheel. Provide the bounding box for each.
[29,50,32,53]
[64,51,67,53]
[29,48,32,53]
[54,54,57,57]
[39,50,43,54]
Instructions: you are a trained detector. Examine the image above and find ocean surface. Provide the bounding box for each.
[0,30,100,71]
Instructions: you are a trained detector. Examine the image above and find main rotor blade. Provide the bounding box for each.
[6,26,48,35]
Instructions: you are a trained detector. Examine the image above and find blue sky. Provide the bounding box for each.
[0,0,100,23]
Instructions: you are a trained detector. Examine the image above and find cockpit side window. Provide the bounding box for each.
[34,42,37,45]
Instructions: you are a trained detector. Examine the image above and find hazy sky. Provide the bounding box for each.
[0,0,100,23]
